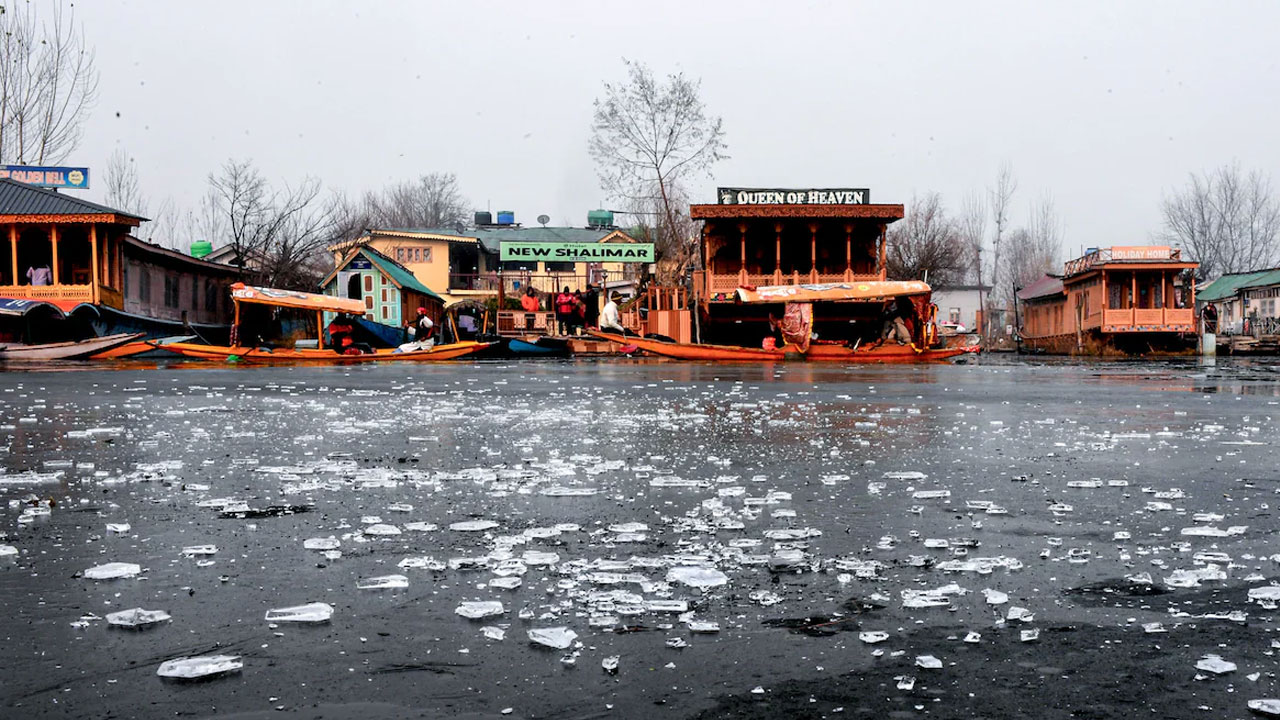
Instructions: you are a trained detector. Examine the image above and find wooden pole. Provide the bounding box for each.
[878,224,887,280]
[738,223,747,284]
[89,224,100,304]
[50,225,60,285]
[232,300,241,347]
[317,310,324,348]
[8,225,17,285]
[844,223,852,277]
[809,223,817,280]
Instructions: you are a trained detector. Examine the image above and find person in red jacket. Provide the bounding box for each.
[555,287,575,336]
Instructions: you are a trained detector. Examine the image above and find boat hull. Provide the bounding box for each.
[0,332,146,360]
[156,340,493,363]
[590,333,980,363]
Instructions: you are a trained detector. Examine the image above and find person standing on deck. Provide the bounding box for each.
[520,288,541,332]
[398,307,435,352]
[582,284,600,328]
[555,286,575,336]
[26,264,51,286]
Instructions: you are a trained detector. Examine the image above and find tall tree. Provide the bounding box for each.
[589,60,727,284]
[207,159,338,289]
[103,147,145,215]
[886,192,972,289]
[331,172,469,249]
[0,1,98,164]
[1160,163,1280,280]
[958,193,988,330]
[1004,195,1062,304]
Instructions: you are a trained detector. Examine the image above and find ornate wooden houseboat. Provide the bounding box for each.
[1016,246,1198,355]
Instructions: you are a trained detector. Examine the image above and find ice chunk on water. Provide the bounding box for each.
[264,602,333,623]
[489,576,522,590]
[106,608,170,628]
[450,520,499,532]
[687,620,720,633]
[357,575,409,590]
[602,655,620,675]
[541,486,599,496]
[883,471,927,480]
[1195,655,1236,674]
[915,655,942,669]
[105,523,131,534]
[609,522,649,533]
[362,524,402,536]
[1248,699,1280,717]
[666,566,728,590]
[0,545,16,558]
[156,655,242,680]
[983,589,1009,605]
[482,626,505,641]
[303,537,340,551]
[403,522,438,532]
[455,601,505,619]
[859,631,889,644]
[83,562,141,580]
[528,627,578,649]
[398,556,446,571]
[181,545,217,557]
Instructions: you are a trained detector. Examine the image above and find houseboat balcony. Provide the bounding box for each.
[1102,307,1195,330]
[695,269,883,299]
[0,283,95,304]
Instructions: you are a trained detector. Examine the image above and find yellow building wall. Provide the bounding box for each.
[361,236,454,298]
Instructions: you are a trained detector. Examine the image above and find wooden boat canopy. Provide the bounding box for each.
[231,283,365,314]
[735,280,931,304]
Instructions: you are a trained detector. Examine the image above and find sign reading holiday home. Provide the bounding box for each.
[718,187,870,205]
[500,242,655,263]
[0,165,90,189]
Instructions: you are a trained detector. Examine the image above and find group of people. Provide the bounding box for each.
[520,285,628,336]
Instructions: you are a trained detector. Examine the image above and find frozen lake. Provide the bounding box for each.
[2,357,1280,719]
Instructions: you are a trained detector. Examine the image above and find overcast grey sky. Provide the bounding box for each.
[74,1,1280,257]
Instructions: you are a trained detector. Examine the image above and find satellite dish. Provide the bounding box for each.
[537,214,550,226]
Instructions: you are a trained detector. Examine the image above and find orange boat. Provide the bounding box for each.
[156,339,492,363]
[593,331,979,363]
[152,283,493,363]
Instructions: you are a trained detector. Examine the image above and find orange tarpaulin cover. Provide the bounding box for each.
[735,281,931,304]
[231,283,365,314]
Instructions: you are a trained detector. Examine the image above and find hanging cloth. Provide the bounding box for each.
[780,302,813,353]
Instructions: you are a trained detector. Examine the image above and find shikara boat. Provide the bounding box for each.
[0,332,145,361]
[591,332,978,363]
[154,283,493,364]
[592,280,981,363]
[91,335,197,360]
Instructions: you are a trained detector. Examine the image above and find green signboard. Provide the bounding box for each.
[499,242,654,263]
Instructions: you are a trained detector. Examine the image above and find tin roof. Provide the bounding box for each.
[0,178,145,221]
[1198,268,1280,302]
[370,226,637,255]
[320,246,443,302]
[1016,274,1065,301]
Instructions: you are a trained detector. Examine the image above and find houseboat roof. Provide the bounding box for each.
[736,280,930,304]
[123,236,240,275]
[1198,267,1280,302]
[1062,246,1197,278]
[321,246,443,302]
[231,283,366,314]
[690,203,904,221]
[1017,275,1065,301]
[0,178,146,224]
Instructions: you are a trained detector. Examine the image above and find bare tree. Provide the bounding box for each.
[983,163,1017,336]
[1005,195,1062,303]
[207,159,338,289]
[0,1,98,164]
[885,192,971,289]
[589,59,727,284]
[103,147,146,214]
[330,172,470,251]
[957,192,988,330]
[1160,163,1280,279]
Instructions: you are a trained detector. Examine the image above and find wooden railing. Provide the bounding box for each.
[496,310,557,336]
[0,284,94,303]
[1103,307,1195,329]
[697,270,882,299]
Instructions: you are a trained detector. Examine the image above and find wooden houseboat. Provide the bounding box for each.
[596,187,980,362]
[1016,246,1198,355]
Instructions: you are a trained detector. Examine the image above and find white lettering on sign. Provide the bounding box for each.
[721,187,870,205]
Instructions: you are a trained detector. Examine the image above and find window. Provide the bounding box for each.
[365,296,373,309]
[949,308,960,324]
[139,270,151,302]
[396,248,404,262]
[381,305,388,320]
[381,288,387,302]
[364,274,373,292]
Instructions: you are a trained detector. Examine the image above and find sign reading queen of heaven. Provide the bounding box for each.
[718,187,870,205]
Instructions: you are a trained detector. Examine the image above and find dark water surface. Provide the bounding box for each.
[2,357,1279,719]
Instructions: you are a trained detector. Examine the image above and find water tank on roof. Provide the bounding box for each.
[190,240,213,258]
[496,210,515,225]
[587,209,614,229]
[475,211,492,226]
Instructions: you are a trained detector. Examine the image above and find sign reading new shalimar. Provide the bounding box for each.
[718,187,870,205]
[499,242,654,263]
